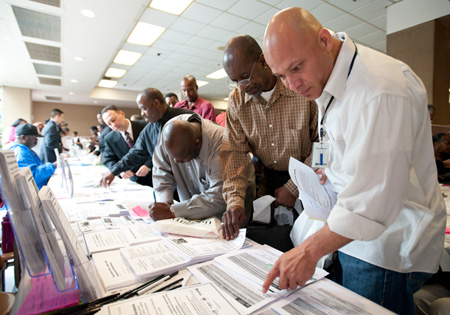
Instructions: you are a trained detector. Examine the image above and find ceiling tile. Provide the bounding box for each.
[276,0,322,11]
[182,2,223,24]
[197,49,223,61]
[210,12,249,31]
[311,3,346,24]
[328,0,376,12]
[197,25,230,40]
[324,13,363,32]
[236,21,266,38]
[369,14,387,31]
[121,42,150,54]
[368,39,386,53]
[258,0,284,6]
[351,0,391,21]
[227,0,272,20]
[151,39,182,51]
[358,30,386,46]
[253,7,279,25]
[159,29,192,44]
[185,35,217,49]
[170,17,206,34]
[195,0,238,11]
[175,45,204,56]
[346,22,379,39]
[140,8,177,28]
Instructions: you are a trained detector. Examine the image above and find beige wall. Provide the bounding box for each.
[2,86,32,129]
[32,102,141,137]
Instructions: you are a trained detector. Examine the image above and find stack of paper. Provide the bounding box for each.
[120,241,190,280]
[83,229,128,254]
[92,250,139,291]
[163,229,246,263]
[120,224,162,246]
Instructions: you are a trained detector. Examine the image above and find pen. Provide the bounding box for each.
[137,275,172,295]
[71,271,179,315]
[167,284,182,291]
[153,190,157,202]
[52,293,120,315]
[153,278,183,293]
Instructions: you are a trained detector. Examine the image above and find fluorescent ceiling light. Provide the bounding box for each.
[71,79,78,83]
[80,10,96,18]
[114,50,142,66]
[150,0,193,15]
[206,68,228,79]
[98,80,117,88]
[105,67,127,78]
[74,56,84,61]
[127,22,165,46]
[224,97,229,101]
[197,80,209,87]
[69,92,74,95]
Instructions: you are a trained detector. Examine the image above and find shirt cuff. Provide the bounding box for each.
[327,204,387,241]
[226,197,245,211]
[284,179,299,198]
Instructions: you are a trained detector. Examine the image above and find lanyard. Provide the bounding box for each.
[319,44,358,143]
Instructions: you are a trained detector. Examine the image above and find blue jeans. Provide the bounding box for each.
[334,252,432,315]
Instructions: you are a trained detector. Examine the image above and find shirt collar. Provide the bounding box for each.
[120,119,132,137]
[243,77,295,105]
[318,32,357,108]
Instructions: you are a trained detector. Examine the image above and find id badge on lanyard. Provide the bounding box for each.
[312,141,329,168]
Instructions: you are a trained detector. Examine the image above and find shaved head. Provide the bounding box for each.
[164,119,202,163]
[263,7,341,100]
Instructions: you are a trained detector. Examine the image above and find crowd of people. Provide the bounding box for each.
[2,7,449,314]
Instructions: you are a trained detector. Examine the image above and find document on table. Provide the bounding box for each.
[96,283,240,315]
[76,219,107,233]
[288,157,337,221]
[120,241,190,280]
[92,250,138,291]
[163,229,246,262]
[120,224,162,245]
[214,245,328,293]
[83,229,128,254]
[270,279,395,315]
[188,261,281,314]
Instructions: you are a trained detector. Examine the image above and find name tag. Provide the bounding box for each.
[312,142,330,168]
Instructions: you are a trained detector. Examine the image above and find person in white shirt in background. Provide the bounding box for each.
[262,7,446,315]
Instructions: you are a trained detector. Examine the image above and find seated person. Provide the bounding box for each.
[150,113,255,221]
[10,123,56,189]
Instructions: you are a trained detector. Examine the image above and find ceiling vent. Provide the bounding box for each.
[33,63,61,76]
[30,0,61,8]
[39,77,61,86]
[25,42,60,62]
[12,6,61,42]
[45,96,62,101]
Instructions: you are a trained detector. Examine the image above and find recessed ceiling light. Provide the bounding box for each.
[127,22,165,46]
[69,92,74,95]
[150,0,193,15]
[71,79,78,83]
[224,97,229,101]
[206,68,228,79]
[105,67,127,78]
[80,9,96,18]
[114,50,142,66]
[94,101,98,104]
[98,80,117,88]
[74,56,84,62]
[197,80,209,87]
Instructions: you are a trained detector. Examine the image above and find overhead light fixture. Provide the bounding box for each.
[197,80,209,87]
[224,97,229,101]
[206,68,228,79]
[74,56,84,61]
[127,22,165,46]
[69,92,74,95]
[80,9,96,18]
[94,101,98,104]
[114,50,142,66]
[98,80,117,88]
[71,79,78,83]
[149,0,193,15]
[105,67,127,78]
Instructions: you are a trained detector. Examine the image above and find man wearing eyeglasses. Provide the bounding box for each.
[220,35,318,251]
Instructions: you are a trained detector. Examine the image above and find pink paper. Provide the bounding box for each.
[132,206,149,217]
[18,274,79,315]
[446,227,450,234]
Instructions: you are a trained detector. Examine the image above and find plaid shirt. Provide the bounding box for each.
[220,78,318,209]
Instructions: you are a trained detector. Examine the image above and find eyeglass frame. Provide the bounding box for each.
[227,60,258,89]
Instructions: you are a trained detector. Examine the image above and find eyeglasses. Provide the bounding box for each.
[227,61,257,89]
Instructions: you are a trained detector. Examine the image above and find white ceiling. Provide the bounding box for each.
[0,0,403,108]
